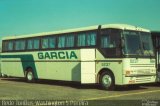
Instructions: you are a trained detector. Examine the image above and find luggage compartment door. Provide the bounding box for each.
[81,49,96,84]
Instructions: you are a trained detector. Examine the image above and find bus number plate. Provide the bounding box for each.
[102,63,110,67]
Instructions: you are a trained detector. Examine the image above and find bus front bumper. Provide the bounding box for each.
[122,74,156,85]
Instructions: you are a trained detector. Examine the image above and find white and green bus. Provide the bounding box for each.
[0,24,156,90]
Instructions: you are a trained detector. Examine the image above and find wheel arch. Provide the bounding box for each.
[24,66,33,73]
[24,65,38,79]
[24,66,36,82]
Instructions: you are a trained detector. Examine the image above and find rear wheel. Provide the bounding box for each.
[25,68,35,83]
[100,71,115,90]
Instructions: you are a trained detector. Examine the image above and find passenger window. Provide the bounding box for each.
[42,38,49,49]
[8,41,14,51]
[77,33,86,46]
[27,38,39,50]
[42,36,56,49]
[66,35,74,47]
[49,37,56,48]
[27,39,33,50]
[58,36,65,48]
[87,32,96,46]
[77,32,96,47]
[58,34,75,48]
[3,41,14,51]
[15,40,25,50]
[33,39,39,49]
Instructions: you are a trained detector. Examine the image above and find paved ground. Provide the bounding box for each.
[0,78,160,106]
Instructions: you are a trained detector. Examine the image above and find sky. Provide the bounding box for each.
[0,0,160,39]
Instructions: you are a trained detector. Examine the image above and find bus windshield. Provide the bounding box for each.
[123,31,154,57]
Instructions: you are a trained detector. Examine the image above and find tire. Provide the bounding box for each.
[25,68,35,83]
[100,71,115,90]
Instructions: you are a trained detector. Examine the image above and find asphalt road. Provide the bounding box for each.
[0,78,160,106]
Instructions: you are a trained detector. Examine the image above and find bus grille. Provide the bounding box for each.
[135,77,152,83]
[130,64,155,68]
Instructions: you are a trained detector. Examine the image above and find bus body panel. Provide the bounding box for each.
[95,49,123,85]
[122,58,156,84]
[81,49,96,83]
[95,50,156,85]
[1,50,81,82]
[1,54,25,77]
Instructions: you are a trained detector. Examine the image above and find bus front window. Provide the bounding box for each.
[123,31,142,55]
[123,31,154,57]
[141,32,154,56]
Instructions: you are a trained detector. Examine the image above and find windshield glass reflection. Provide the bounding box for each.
[123,31,154,56]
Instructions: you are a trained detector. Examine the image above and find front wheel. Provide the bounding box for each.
[25,69,35,83]
[100,71,115,90]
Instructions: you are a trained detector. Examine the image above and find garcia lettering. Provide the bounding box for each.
[38,51,78,59]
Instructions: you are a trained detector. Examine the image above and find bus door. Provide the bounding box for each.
[80,49,96,83]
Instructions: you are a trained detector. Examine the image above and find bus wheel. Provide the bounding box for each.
[100,71,115,90]
[25,69,35,83]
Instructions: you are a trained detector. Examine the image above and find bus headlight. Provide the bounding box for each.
[125,70,134,76]
[125,70,131,76]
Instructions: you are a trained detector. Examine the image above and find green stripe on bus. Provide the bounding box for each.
[0,54,38,79]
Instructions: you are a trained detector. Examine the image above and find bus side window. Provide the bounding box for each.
[3,41,14,52]
[27,38,39,50]
[3,41,7,51]
[33,39,40,49]
[4,41,13,51]
[100,29,121,57]
[66,35,74,47]
[42,36,56,49]
[77,32,96,47]
[8,41,14,51]
[58,36,65,48]
[86,32,96,46]
[77,33,86,47]
[58,34,75,48]
[42,37,49,49]
[49,37,56,48]
[27,39,33,50]
[101,35,109,48]
[15,40,25,51]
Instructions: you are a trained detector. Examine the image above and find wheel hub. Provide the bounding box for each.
[27,72,33,81]
[102,75,112,87]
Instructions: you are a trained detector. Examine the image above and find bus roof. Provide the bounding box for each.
[2,24,150,40]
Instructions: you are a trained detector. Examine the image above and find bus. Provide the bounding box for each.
[151,31,160,82]
[0,24,156,90]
